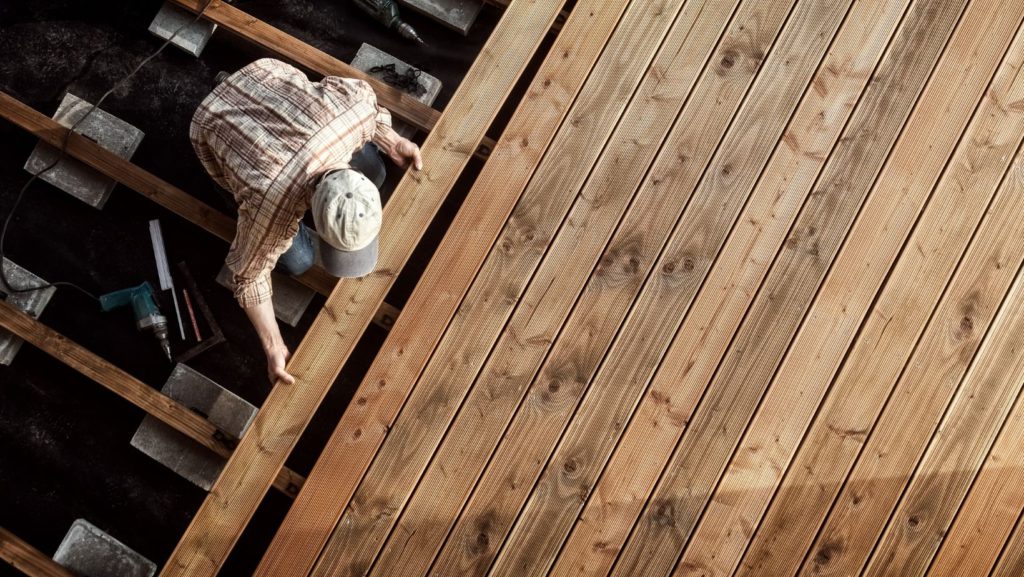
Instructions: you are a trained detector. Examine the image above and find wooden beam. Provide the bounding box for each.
[0,91,399,331]
[169,0,497,160]
[677,12,1024,577]
[0,528,76,577]
[0,299,305,498]
[159,0,567,573]
[255,0,624,569]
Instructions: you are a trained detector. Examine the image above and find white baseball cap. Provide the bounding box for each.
[311,169,382,278]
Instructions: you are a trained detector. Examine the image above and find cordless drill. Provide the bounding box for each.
[100,282,172,362]
[351,0,426,45]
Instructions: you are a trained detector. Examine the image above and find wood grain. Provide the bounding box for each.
[158,0,566,573]
[254,0,628,574]
[675,5,1024,577]
[0,528,76,577]
[930,254,1024,577]
[478,0,858,575]
[607,0,974,574]
[308,0,692,572]
[364,0,745,575]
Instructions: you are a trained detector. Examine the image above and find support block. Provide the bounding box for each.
[398,0,482,35]
[130,364,257,490]
[24,93,144,209]
[53,519,156,577]
[351,43,442,139]
[0,259,56,365]
[215,265,315,327]
[148,1,218,57]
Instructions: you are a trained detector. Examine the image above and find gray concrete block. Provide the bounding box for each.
[351,43,442,139]
[0,259,56,366]
[24,93,144,209]
[130,364,257,491]
[53,519,156,577]
[148,1,217,57]
[398,0,482,35]
[215,265,315,327]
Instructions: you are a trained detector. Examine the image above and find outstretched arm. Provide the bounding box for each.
[244,299,295,386]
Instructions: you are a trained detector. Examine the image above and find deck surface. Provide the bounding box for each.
[265,0,1024,575]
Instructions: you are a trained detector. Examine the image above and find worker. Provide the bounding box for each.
[190,58,423,386]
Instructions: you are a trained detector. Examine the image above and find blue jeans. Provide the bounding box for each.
[276,142,386,277]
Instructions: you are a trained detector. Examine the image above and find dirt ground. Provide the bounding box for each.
[0,0,512,574]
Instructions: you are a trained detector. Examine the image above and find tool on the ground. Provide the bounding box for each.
[175,262,225,364]
[100,282,172,361]
[351,0,426,45]
[149,219,185,340]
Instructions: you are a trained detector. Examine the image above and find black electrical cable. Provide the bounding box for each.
[0,0,214,302]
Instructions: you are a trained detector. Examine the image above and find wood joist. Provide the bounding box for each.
[0,299,307,498]
[0,91,400,331]
[0,528,76,577]
[169,0,498,160]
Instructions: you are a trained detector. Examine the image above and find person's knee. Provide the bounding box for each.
[276,245,315,277]
[352,143,387,188]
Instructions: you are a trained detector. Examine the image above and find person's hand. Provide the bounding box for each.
[266,344,296,386]
[389,137,423,171]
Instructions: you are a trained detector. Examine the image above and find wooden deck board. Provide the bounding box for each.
[676,5,1024,577]
[118,0,1024,573]
[254,0,630,574]
[0,528,76,577]
[157,0,566,574]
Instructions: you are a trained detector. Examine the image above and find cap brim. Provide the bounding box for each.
[318,235,378,278]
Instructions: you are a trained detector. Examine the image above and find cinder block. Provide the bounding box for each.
[0,259,56,366]
[351,43,442,139]
[53,519,156,577]
[398,0,482,35]
[148,1,217,57]
[130,364,257,490]
[215,265,315,327]
[24,93,144,209]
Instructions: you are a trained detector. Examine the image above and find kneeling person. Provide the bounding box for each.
[190,58,422,385]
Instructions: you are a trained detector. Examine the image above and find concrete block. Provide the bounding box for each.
[130,364,257,490]
[24,93,144,209]
[52,519,156,577]
[148,1,217,57]
[351,43,442,139]
[215,265,315,327]
[398,0,482,35]
[0,259,56,366]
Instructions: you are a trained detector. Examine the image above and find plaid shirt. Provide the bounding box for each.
[190,58,398,308]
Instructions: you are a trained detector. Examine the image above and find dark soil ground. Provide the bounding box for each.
[0,0,541,574]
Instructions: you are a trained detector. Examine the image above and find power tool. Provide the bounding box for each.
[100,282,172,361]
[351,0,426,45]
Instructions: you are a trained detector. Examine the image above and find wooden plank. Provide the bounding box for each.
[253,0,628,571]
[307,0,695,571]
[547,0,909,574]
[469,0,857,575]
[363,0,748,575]
[992,513,1024,577]
[674,7,1024,577]
[0,299,305,498]
[0,91,399,330]
[159,0,566,574]
[930,304,1024,577]
[732,35,1022,577]
[864,257,1024,576]
[606,0,978,573]
[169,0,496,159]
[0,528,76,577]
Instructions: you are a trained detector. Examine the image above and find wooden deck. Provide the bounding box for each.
[259,0,1024,575]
